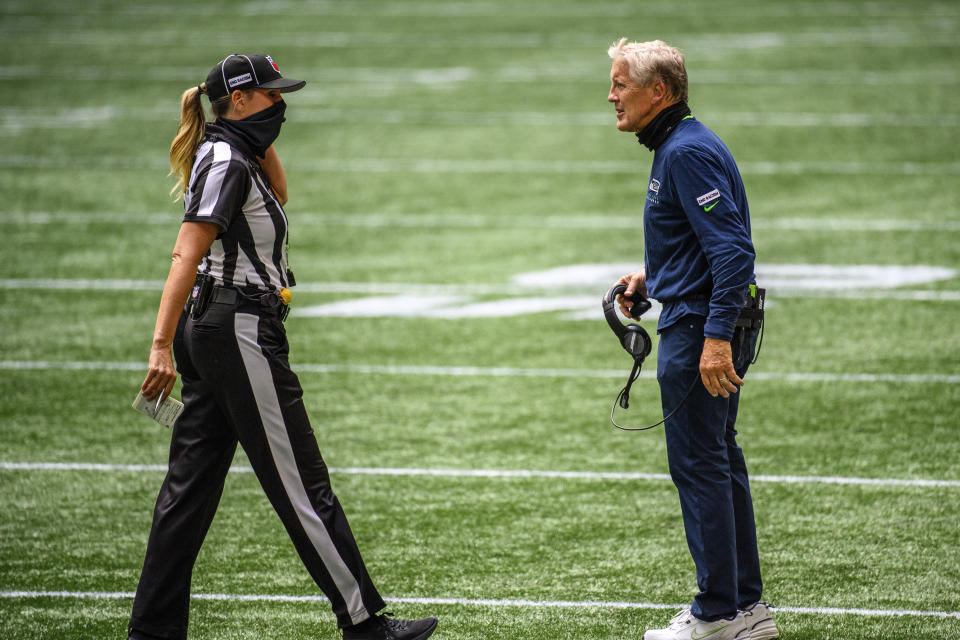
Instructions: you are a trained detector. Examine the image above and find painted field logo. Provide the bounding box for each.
[294,263,956,321]
[649,178,661,194]
[696,189,721,206]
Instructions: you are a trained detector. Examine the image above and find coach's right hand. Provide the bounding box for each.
[616,269,647,318]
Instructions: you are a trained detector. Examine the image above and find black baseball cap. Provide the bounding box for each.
[204,53,306,101]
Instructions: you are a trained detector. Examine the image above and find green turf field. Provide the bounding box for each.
[1,0,959,638]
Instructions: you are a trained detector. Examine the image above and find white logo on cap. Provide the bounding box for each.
[228,73,253,88]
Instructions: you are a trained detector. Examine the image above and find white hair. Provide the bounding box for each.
[607,38,688,102]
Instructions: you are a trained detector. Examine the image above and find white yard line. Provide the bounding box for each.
[2,462,959,489]
[3,107,956,129]
[3,155,959,176]
[1,26,957,49]
[0,590,957,619]
[0,278,167,291]
[3,277,960,301]
[3,65,956,86]
[4,0,959,19]
[2,360,959,384]
[4,66,956,87]
[3,211,960,233]
[6,0,959,19]
[2,359,959,384]
[257,109,960,128]
[240,158,960,177]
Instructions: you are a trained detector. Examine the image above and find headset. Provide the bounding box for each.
[602,283,699,432]
[602,284,653,363]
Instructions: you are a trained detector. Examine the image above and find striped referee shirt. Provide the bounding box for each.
[183,138,290,292]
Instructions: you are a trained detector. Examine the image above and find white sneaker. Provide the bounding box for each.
[643,608,748,640]
[741,602,779,640]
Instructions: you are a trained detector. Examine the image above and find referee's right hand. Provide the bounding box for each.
[142,346,177,402]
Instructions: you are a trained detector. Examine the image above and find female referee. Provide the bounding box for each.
[128,53,438,640]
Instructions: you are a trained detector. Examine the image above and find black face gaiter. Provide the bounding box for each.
[214,100,287,159]
[635,100,692,151]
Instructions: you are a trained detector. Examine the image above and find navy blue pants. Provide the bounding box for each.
[656,315,763,621]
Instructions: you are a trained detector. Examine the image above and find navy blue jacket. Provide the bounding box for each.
[643,116,756,341]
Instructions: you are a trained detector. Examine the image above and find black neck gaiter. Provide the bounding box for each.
[635,100,692,151]
[210,100,287,160]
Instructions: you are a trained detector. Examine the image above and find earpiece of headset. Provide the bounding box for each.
[602,284,652,362]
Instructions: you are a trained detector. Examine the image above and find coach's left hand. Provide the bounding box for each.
[700,338,743,398]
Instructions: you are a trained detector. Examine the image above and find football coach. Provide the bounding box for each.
[606,39,778,640]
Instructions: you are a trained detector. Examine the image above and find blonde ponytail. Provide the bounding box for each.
[168,84,207,199]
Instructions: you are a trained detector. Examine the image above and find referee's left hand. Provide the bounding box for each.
[142,346,177,402]
[700,338,743,398]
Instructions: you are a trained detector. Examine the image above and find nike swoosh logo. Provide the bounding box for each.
[704,202,718,212]
[690,625,728,640]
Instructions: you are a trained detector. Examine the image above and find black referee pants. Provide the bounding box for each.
[129,300,385,640]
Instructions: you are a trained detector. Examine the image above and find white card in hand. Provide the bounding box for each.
[131,391,184,428]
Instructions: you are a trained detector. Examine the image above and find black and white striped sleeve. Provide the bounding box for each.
[183,141,251,231]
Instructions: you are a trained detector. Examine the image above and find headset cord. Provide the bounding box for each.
[751,314,765,365]
[617,359,643,410]
[610,360,700,432]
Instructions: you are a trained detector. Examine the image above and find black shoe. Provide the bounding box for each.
[342,612,438,640]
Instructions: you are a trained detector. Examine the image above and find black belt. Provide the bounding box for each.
[657,287,765,329]
[208,284,290,320]
[658,291,711,304]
